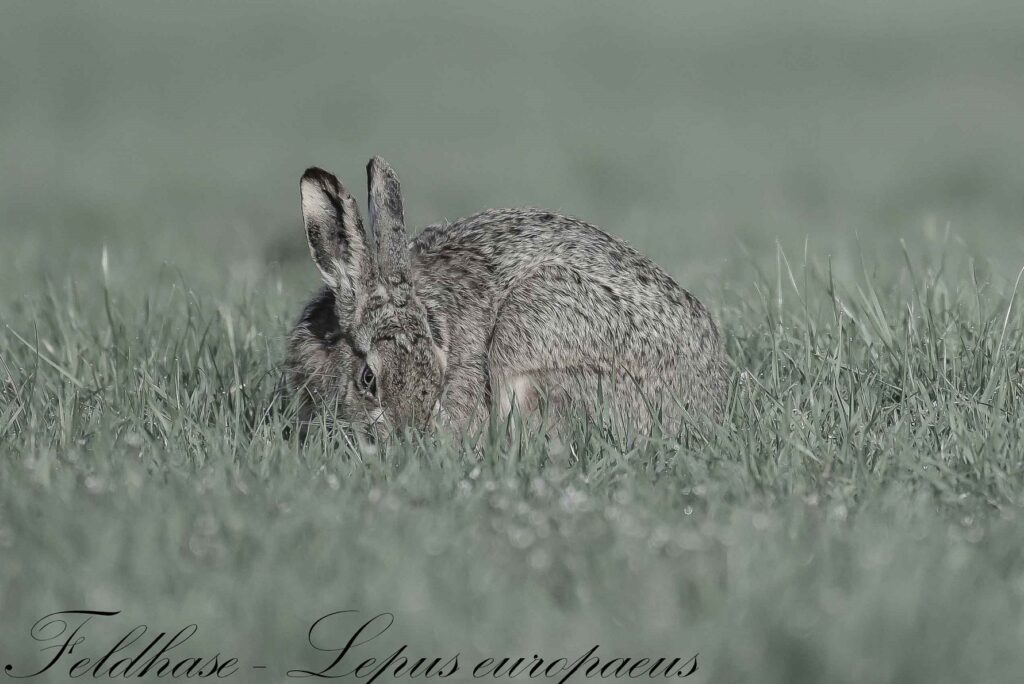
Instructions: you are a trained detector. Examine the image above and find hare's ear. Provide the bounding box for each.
[366,156,411,285]
[300,167,371,309]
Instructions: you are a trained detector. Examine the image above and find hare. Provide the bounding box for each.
[282,157,725,441]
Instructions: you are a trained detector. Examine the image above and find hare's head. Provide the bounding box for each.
[288,158,446,440]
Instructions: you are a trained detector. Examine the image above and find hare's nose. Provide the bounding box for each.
[355,430,379,456]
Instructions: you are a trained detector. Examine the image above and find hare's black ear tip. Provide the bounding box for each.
[366,156,396,179]
[301,166,340,192]
[301,166,330,182]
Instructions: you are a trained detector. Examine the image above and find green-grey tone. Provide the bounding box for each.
[3,1,1024,682]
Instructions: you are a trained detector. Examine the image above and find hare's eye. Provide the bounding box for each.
[358,364,377,396]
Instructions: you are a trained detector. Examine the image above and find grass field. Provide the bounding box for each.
[4,1,1024,681]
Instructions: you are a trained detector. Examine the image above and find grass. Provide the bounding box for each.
[5,245,1024,682]
[5,0,1024,681]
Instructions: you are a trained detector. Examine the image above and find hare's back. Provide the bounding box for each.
[413,208,683,296]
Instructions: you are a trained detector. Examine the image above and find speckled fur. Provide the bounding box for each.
[284,158,725,438]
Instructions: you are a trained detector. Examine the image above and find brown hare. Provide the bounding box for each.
[283,157,725,441]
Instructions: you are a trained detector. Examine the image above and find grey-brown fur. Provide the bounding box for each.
[284,158,725,439]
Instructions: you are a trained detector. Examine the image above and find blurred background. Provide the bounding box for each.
[3,0,1024,306]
